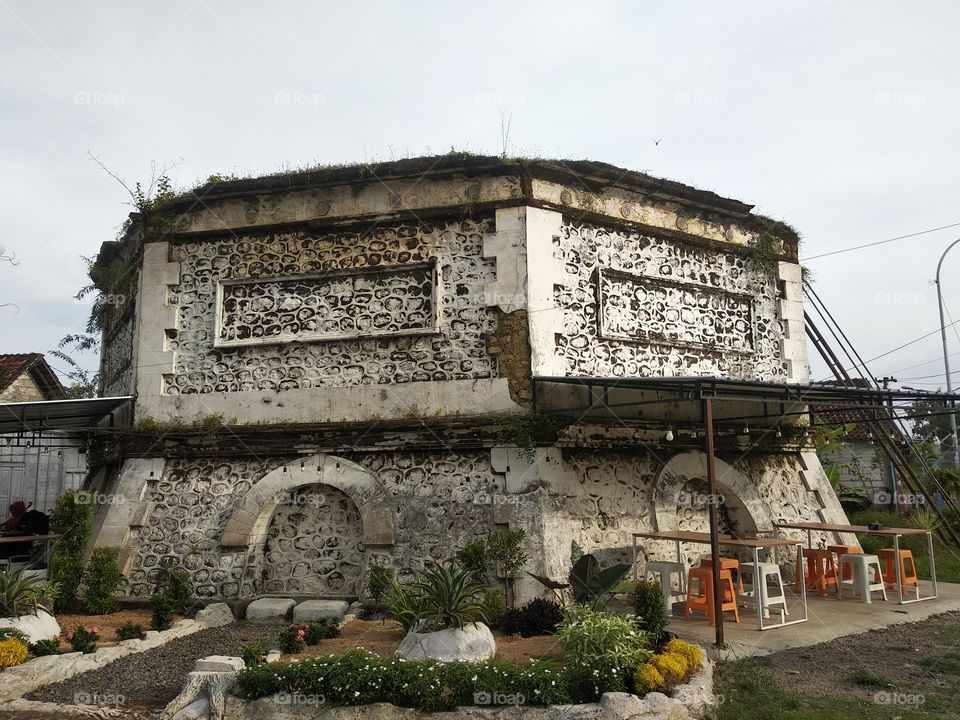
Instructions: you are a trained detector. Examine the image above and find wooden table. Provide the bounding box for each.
[773,521,936,604]
[632,530,807,630]
[0,533,58,570]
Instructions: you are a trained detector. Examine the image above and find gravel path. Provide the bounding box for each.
[26,619,287,711]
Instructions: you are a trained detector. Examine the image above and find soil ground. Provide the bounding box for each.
[712,610,960,719]
[48,608,156,651]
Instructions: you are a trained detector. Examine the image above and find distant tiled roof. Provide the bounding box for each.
[811,379,902,441]
[0,353,64,399]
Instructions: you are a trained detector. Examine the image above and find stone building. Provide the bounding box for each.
[86,155,848,603]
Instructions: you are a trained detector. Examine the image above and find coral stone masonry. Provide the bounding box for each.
[84,155,845,604]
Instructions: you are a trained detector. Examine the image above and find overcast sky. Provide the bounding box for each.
[2,1,959,389]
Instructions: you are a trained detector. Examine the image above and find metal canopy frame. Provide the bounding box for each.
[533,376,960,647]
[0,396,132,436]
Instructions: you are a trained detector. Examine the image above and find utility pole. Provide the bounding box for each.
[935,239,960,468]
[876,375,899,509]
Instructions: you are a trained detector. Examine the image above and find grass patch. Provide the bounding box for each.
[919,652,960,676]
[850,670,894,689]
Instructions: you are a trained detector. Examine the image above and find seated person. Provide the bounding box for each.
[0,500,47,560]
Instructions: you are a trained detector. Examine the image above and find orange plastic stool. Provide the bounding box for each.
[876,548,919,596]
[828,545,862,581]
[685,567,740,625]
[794,548,838,596]
[699,557,745,596]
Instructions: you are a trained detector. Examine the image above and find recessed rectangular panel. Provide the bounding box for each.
[215,261,439,348]
[597,268,755,354]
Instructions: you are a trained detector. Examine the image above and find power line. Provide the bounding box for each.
[886,350,960,375]
[838,317,960,374]
[802,221,960,262]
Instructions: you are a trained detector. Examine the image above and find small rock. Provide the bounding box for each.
[600,691,645,719]
[171,697,209,720]
[265,650,282,664]
[195,603,235,628]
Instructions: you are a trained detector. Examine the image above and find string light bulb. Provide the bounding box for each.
[664,427,674,442]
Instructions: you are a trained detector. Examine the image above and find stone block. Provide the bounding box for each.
[0,610,60,643]
[194,655,246,672]
[196,602,235,627]
[292,600,349,622]
[246,598,296,619]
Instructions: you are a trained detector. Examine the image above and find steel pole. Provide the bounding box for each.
[935,238,960,468]
[703,398,724,647]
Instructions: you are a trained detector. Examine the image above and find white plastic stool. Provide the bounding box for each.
[645,561,686,612]
[740,561,789,619]
[838,554,887,604]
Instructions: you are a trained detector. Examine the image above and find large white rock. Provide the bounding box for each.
[397,621,496,661]
[196,603,235,628]
[0,610,60,643]
[245,598,296,619]
[291,600,349,622]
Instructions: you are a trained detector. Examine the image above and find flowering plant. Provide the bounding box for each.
[66,625,99,654]
[278,624,307,654]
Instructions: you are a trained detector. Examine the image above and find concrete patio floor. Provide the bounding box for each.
[665,580,960,660]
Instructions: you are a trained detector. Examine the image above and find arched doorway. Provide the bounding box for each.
[220,453,395,598]
[261,485,365,596]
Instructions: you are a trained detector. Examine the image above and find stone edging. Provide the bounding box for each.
[0,603,235,704]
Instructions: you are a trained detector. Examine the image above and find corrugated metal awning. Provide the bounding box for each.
[0,396,132,434]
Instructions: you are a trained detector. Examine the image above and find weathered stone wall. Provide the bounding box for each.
[164,218,499,395]
[101,311,136,397]
[0,373,45,403]
[117,445,826,601]
[552,221,787,381]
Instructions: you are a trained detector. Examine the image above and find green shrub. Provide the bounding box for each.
[48,489,92,611]
[0,627,30,645]
[234,650,573,710]
[241,640,268,667]
[28,638,61,656]
[115,621,146,640]
[487,529,528,608]
[66,625,99,654]
[303,618,340,644]
[166,569,193,613]
[278,624,306,654]
[0,568,52,617]
[149,592,176,631]
[456,539,490,581]
[81,547,122,615]
[480,587,506,630]
[366,565,394,602]
[501,597,563,637]
[554,604,651,668]
[631,579,669,641]
[566,657,627,703]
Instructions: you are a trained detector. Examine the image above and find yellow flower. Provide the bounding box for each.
[651,652,686,687]
[0,637,28,668]
[664,638,705,675]
[633,662,666,695]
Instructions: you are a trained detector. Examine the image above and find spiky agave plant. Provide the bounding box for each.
[0,567,50,618]
[412,562,487,631]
